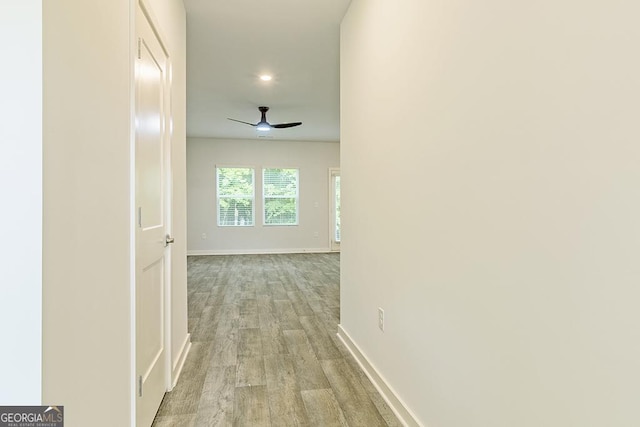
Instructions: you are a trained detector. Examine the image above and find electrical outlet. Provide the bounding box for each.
[378,307,384,331]
[313,231,319,238]
[201,233,207,240]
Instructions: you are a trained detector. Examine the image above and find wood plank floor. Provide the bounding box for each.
[152,253,401,427]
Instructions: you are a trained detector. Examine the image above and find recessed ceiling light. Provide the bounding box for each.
[259,74,272,82]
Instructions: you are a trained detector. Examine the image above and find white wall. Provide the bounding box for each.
[187,138,339,254]
[43,1,132,424]
[0,1,42,405]
[340,1,640,426]
[42,0,186,425]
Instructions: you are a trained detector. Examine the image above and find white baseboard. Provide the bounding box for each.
[337,325,423,427]
[170,333,191,390]
[187,248,332,256]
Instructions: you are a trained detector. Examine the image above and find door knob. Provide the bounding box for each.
[165,235,175,246]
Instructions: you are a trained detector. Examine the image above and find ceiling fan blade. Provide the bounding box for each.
[271,122,302,129]
[227,118,257,126]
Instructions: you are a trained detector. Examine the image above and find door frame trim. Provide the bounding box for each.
[130,0,174,424]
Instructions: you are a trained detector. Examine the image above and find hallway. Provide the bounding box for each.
[152,254,401,426]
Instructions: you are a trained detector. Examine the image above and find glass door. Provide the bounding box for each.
[330,168,340,251]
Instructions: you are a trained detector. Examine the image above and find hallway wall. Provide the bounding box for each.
[42,0,186,425]
[43,0,132,423]
[340,1,640,426]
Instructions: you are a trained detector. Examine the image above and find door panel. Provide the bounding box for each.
[138,259,164,373]
[135,3,169,426]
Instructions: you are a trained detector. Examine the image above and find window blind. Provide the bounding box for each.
[217,167,255,226]
[263,168,299,225]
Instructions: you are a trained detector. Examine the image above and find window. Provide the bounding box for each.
[333,171,340,245]
[217,167,254,226]
[263,168,299,225]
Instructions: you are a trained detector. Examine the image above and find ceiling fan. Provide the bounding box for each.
[227,106,302,131]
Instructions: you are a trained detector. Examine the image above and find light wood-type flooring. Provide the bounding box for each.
[152,253,401,427]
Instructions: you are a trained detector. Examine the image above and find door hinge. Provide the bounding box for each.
[137,38,141,59]
[138,375,143,397]
[138,207,142,228]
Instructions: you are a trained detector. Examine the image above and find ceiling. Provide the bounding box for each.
[183,0,352,142]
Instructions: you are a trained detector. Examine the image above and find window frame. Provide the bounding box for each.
[216,166,256,227]
[262,167,300,226]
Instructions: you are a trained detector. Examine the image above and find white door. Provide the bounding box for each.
[135,3,171,426]
[330,168,341,251]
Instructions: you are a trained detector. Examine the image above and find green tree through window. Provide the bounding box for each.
[217,167,254,226]
[263,168,299,225]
